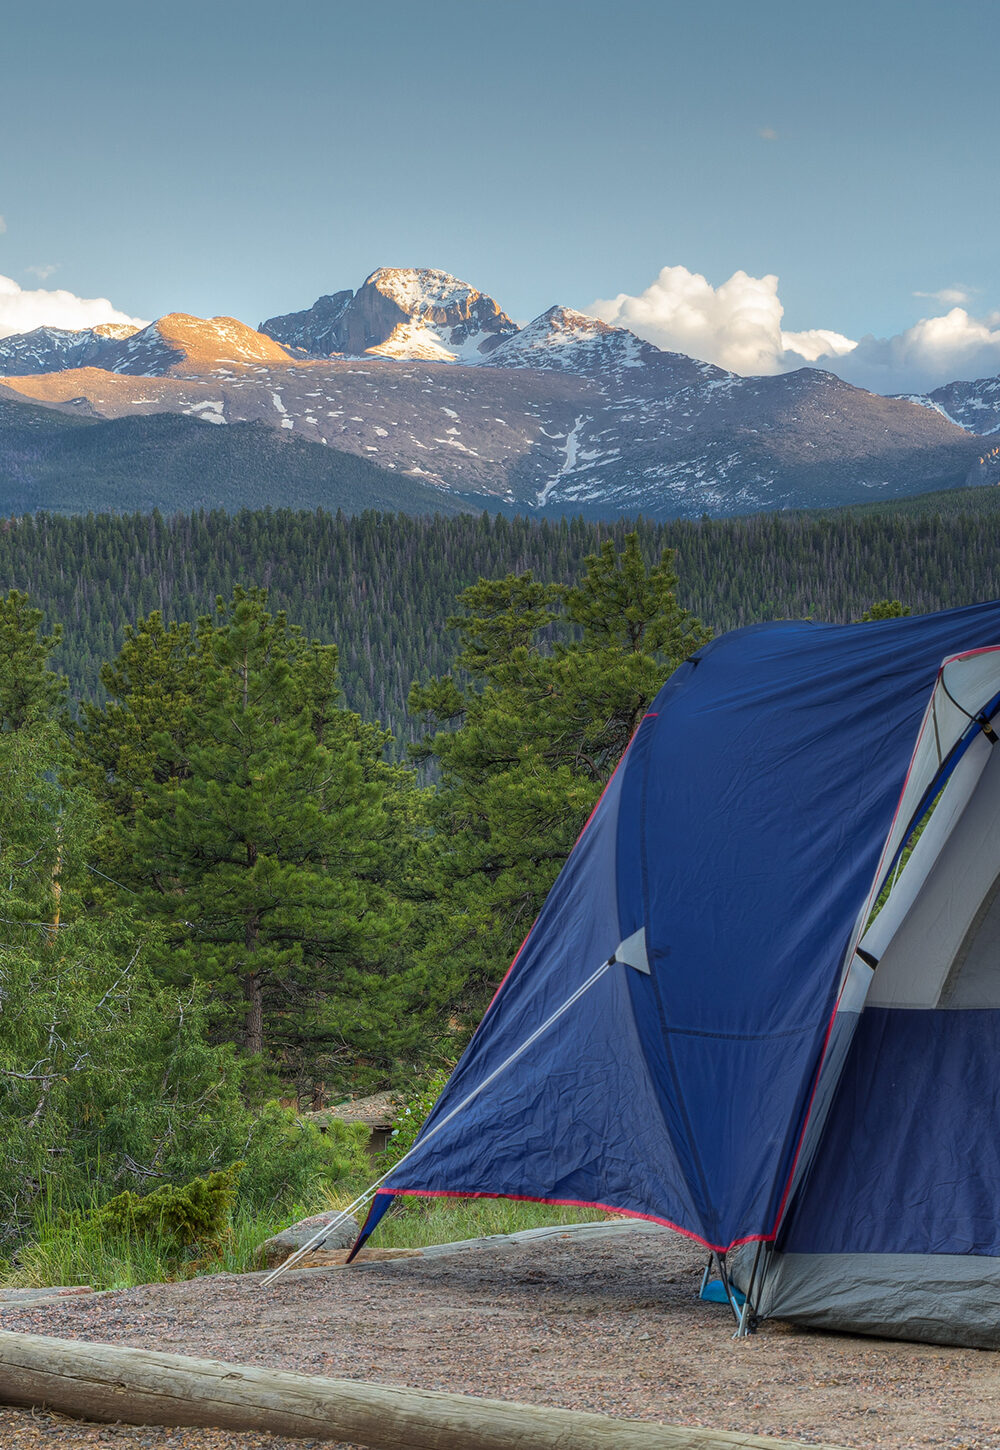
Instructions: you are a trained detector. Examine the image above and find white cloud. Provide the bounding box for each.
[592,264,853,376]
[590,263,1000,394]
[914,286,971,306]
[780,326,856,362]
[758,127,778,141]
[831,309,1000,395]
[0,216,7,235]
[25,264,58,282]
[0,273,145,339]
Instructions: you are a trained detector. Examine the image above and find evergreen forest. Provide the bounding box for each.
[2,488,1000,745]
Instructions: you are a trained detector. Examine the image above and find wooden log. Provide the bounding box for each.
[0,1329,849,1450]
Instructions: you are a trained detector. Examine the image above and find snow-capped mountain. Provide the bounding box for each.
[482,305,676,378]
[260,267,518,363]
[0,322,140,375]
[0,266,992,518]
[0,315,291,379]
[94,314,295,375]
[903,375,1000,437]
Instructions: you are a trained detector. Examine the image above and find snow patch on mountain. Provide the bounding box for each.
[537,414,588,505]
[366,317,505,363]
[902,375,1000,436]
[366,267,477,314]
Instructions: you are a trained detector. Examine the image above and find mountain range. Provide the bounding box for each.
[1,266,998,519]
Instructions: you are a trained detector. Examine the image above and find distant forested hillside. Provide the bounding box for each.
[0,397,479,517]
[1,495,999,740]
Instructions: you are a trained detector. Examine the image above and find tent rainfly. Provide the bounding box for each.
[352,603,1000,1347]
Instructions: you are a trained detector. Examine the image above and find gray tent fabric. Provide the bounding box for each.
[862,730,1000,1010]
[731,1247,1000,1348]
[614,927,650,974]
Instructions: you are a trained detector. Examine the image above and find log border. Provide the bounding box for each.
[0,1329,851,1450]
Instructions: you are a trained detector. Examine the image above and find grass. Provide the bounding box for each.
[323,1181,614,1249]
[3,1201,299,1292]
[3,1186,614,1292]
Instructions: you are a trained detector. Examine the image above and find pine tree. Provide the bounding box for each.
[0,589,66,729]
[77,588,419,1091]
[409,535,710,1024]
[860,598,911,621]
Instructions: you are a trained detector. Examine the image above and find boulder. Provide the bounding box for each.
[256,1209,359,1269]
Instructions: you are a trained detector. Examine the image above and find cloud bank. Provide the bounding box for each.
[0,274,145,340]
[591,264,1000,394]
[835,309,1000,395]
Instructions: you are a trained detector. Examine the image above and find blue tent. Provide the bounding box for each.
[354,602,1000,1345]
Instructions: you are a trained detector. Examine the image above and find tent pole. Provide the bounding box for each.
[698,1255,713,1297]
[262,954,621,1288]
[733,1239,765,1338]
[714,1253,742,1327]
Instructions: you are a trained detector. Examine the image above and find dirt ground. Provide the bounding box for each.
[0,1230,998,1450]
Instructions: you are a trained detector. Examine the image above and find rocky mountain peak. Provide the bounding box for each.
[483,304,663,376]
[365,266,477,312]
[92,321,141,341]
[153,314,293,363]
[542,304,615,331]
[260,267,518,362]
[101,314,295,376]
[902,374,1000,438]
[0,324,129,376]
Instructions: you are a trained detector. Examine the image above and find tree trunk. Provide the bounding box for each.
[243,896,264,1056]
[242,968,264,1057]
[0,1330,850,1450]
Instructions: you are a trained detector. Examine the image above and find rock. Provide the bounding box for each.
[260,267,518,360]
[256,1209,359,1269]
[0,1287,94,1310]
[258,290,354,357]
[292,1247,423,1269]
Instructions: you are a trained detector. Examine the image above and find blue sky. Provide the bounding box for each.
[2,0,999,390]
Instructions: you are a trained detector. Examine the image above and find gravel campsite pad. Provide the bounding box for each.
[1,1228,998,1450]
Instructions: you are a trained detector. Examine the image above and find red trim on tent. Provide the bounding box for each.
[944,646,1000,663]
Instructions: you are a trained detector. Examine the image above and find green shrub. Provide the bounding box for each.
[9,1167,243,1290]
[381,1064,455,1168]
[8,1195,299,1292]
[239,1104,371,1208]
[84,1165,242,1252]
